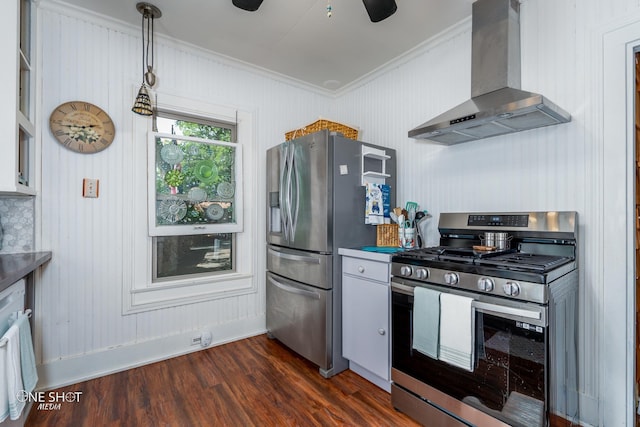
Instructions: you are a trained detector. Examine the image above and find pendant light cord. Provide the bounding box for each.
[140,9,155,83]
[140,11,145,82]
[146,14,154,73]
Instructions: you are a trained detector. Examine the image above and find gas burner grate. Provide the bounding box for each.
[397,246,516,263]
[475,253,572,272]
[398,248,440,261]
[393,247,573,274]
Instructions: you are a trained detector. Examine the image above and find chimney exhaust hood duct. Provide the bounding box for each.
[408,0,570,145]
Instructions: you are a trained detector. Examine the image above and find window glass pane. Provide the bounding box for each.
[20,0,31,61]
[154,234,233,280]
[19,56,30,118]
[154,135,237,227]
[18,128,30,186]
[156,116,233,142]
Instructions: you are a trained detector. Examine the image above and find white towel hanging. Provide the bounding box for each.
[1,323,25,421]
[412,287,440,359]
[438,293,475,372]
[0,309,31,349]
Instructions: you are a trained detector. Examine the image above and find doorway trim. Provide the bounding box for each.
[602,15,640,427]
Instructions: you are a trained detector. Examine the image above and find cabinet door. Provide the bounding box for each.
[0,0,35,195]
[342,275,389,379]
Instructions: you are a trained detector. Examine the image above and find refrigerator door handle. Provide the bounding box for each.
[268,247,321,264]
[285,144,296,241]
[290,149,300,239]
[280,144,290,240]
[267,276,321,300]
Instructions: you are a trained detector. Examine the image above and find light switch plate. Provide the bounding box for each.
[82,178,99,198]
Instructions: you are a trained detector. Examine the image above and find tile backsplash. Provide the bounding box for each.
[0,197,35,253]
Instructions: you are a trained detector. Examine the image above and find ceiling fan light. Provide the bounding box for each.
[362,0,397,22]
[232,0,264,11]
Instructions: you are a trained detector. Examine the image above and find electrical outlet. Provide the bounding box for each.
[82,178,99,198]
[200,331,213,347]
[191,336,201,346]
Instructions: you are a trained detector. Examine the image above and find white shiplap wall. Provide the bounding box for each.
[36,1,333,388]
[333,0,640,425]
[34,0,640,425]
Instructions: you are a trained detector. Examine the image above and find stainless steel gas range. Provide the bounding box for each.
[390,212,579,427]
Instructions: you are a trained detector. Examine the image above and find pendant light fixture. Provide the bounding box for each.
[132,2,162,116]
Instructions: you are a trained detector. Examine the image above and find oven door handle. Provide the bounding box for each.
[391,282,415,296]
[472,301,541,320]
[391,282,542,320]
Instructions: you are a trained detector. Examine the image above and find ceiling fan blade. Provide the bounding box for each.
[232,0,264,11]
[362,0,397,22]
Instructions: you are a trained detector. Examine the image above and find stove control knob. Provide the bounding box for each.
[399,265,413,277]
[444,272,459,285]
[503,281,521,296]
[415,268,429,280]
[477,277,494,292]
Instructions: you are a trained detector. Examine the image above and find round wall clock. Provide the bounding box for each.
[49,101,116,154]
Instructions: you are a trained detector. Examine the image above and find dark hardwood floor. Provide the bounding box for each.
[26,334,420,426]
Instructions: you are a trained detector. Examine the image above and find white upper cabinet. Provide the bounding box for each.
[0,0,35,195]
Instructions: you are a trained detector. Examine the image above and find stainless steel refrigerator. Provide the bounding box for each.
[266,130,396,378]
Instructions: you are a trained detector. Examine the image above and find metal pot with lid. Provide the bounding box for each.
[480,231,512,250]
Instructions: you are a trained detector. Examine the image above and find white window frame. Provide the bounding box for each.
[122,90,257,314]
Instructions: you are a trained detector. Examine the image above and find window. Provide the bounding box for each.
[124,92,255,313]
[150,112,241,282]
[153,233,233,280]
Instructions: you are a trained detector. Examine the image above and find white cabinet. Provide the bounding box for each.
[339,248,392,392]
[0,0,35,195]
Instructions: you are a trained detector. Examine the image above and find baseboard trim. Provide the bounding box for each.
[36,315,266,390]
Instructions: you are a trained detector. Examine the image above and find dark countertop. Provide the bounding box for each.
[0,251,52,292]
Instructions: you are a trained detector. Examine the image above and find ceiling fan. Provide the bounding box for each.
[232,0,398,22]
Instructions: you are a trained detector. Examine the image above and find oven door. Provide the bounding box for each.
[391,279,548,427]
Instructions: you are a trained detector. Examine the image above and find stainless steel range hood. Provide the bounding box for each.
[408,0,570,145]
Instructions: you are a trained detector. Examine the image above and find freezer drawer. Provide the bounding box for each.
[267,245,333,290]
[266,272,331,370]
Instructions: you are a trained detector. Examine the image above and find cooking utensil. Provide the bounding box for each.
[407,205,416,228]
[416,214,430,248]
[393,207,403,218]
[390,212,399,224]
[405,201,418,213]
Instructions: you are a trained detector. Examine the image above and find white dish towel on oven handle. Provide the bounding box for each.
[412,286,440,359]
[438,293,475,372]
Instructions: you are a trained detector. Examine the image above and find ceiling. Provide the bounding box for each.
[60,0,474,92]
